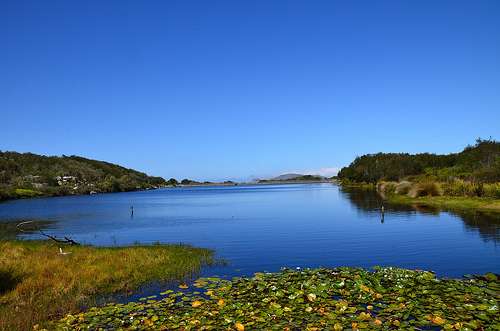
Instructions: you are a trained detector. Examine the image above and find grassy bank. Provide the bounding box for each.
[387,194,500,213]
[373,180,500,213]
[0,240,213,331]
[54,267,499,330]
[338,181,376,190]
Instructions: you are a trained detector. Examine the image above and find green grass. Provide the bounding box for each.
[0,240,213,331]
[14,188,44,198]
[339,181,376,190]
[387,194,500,213]
[54,267,500,330]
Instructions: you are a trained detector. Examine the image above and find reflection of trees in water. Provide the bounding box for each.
[339,187,500,243]
[455,211,499,244]
[339,187,415,214]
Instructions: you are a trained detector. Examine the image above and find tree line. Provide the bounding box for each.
[338,138,500,184]
[0,152,166,200]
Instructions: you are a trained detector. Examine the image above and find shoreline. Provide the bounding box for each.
[0,181,335,203]
[181,180,333,188]
[338,180,500,214]
[339,182,500,214]
[0,186,166,203]
[386,194,500,214]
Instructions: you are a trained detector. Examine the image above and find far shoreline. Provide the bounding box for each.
[177,179,334,188]
[0,180,336,203]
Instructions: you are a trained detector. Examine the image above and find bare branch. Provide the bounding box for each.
[17,221,80,245]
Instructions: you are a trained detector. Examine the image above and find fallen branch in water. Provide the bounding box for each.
[16,221,80,245]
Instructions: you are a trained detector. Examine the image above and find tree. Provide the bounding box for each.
[166,178,178,186]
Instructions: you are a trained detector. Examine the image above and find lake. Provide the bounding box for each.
[0,183,498,279]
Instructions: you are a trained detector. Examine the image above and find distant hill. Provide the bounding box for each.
[271,173,305,181]
[258,173,326,183]
[338,138,500,183]
[0,152,167,200]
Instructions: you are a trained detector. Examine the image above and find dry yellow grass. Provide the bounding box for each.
[0,240,213,331]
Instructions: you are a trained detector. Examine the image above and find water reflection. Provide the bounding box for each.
[0,219,55,241]
[339,186,500,243]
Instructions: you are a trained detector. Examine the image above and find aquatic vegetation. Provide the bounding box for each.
[0,240,213,331]
[55,267,499,330]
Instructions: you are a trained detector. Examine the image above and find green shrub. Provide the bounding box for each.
[442,180,487,197]
[483,183,500,199]
[377,181,398,195]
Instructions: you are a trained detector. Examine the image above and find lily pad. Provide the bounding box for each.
[53,267,500,330]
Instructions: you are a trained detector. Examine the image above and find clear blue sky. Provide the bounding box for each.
[2,1,499,181]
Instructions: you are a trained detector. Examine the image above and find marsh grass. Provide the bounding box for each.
[388,194,500,213]
[372,179,500,212]
[442,180,500,199]
[0,240,213,331]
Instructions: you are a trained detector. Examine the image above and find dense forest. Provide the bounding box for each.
[0,152,166,200]
[338,139,500,184]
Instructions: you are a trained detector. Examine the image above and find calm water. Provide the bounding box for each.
[0,184,498,278]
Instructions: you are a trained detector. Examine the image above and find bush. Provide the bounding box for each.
[408,181,442,198]
[442,180,486,197]
[395,181,412,195]
[377,181,398,195]
[483,183,500,199]
[379,179,499,199]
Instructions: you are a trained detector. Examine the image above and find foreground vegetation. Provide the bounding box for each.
[55,267,499,330]
[0,240,213,331]
[0,152,167,201]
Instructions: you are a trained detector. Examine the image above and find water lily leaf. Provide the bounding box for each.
[191,300,202,308]
[307,293,317,302]
[52,267,500,330]
[429,315,445,325]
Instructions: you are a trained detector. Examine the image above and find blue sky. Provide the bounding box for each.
[1,1,499,181]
